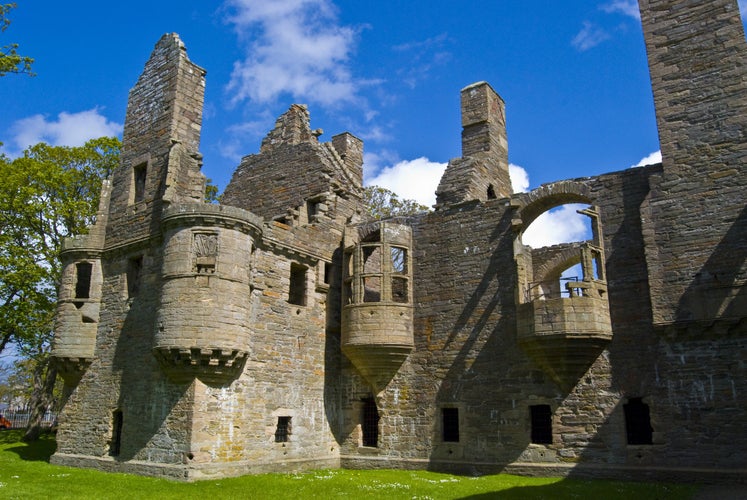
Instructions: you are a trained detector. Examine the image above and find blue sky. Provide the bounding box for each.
[2,1,746,243]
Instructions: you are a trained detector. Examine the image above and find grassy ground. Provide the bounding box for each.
[0,430,698,499]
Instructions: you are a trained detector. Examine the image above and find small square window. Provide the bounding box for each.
[275,416,292,443]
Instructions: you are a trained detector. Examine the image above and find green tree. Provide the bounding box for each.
[0,137,120,440]
[0,3,33,76]
[362,185,429,220]
[205,177,220,204]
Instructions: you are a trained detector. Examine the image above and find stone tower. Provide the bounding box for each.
[639,0,747,327]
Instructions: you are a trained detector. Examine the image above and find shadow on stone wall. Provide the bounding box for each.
[324,247,345,445]
[112,272,192,463]
[427,206,547,473]
[674,203,747,326]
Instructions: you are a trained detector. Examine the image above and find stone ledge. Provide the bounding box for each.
[51,453,341,482]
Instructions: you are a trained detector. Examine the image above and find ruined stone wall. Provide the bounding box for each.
[222,105,363,223]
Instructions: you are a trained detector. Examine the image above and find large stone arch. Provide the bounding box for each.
[511,180,593,232]
[532,242,585,284]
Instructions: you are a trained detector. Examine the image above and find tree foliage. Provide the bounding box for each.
[0,3,33,76]
[362,185,429,220]
[0,138,119,440]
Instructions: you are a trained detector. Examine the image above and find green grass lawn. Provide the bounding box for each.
[0,430,698,499]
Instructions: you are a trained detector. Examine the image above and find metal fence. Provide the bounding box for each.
[0,411,56,429]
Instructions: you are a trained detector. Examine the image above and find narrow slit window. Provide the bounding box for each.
[275,416,292,443]
[530,404,553,444]
[323,262,332,285]
[75,262,93,299]
[306,200,318,223]
[624,397,653,445]
[442,407,460,442]
[110,410,123,456]
[288,263,307,306]
[127,256,143,298]
[133,162,147,203]
[361,397,379,447]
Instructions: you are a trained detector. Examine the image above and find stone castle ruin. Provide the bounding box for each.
[51,0,746,481]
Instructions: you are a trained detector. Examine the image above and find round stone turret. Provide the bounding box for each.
[154,203,262,384]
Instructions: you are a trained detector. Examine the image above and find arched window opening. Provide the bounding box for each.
[522,204,591,248]
[519,204,606,303]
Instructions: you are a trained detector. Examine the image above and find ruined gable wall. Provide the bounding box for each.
[222,105,363,223]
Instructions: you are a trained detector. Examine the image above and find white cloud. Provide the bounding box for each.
[601,1,641,20]
[364,158,532,208]
[365,157,446,208]
[224,0,362,107]
[393,33,452,89]
[6,108,122,155]
[509,163,530,193]
[572,21,610,51]
[631,149,662,168]
[522,204,591,248]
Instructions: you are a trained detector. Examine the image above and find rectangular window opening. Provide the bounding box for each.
[361,397,380,447]
[275,416,292,443]
[442,407,460,442]
[391,276,408,303]
[133,162,147,203]
[530,404,553,444]
[624,397,653,445]
[323,262,332,285]
[306,200,318,224]
[362,276,381,302]
[362,245,381,274]
[127,256,143,298]
[110,410,123,456]
[288,263,307,306]
[75,262,93,299]
[390,246,407,274]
